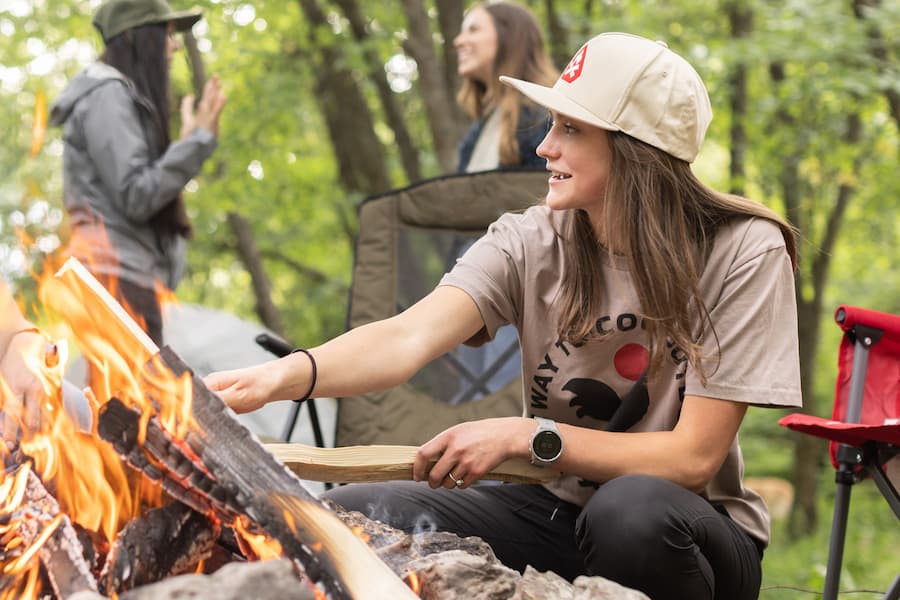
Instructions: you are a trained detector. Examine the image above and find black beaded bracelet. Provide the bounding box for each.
[290,348,317,402]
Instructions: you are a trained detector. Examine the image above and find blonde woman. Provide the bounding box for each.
[454,2,557,171]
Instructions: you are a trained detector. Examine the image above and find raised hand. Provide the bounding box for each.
[180,75,227,139]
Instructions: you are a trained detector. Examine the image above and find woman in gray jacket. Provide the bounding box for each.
[50,0,226,344]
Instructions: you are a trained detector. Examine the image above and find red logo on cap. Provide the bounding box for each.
[561,44,587,83]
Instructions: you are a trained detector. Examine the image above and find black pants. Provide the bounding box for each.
[324,474,762,600]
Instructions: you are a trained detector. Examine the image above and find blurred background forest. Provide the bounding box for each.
[1,0,898,595]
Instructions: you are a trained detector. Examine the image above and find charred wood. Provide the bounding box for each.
[97,397,239,522]
[100,500,219,594]
[0,465,97,598]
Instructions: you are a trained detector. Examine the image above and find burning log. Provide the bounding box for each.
[99,500,220,594]
[0,463,97,598]
[46,258,418,600]
[265,442,554,484]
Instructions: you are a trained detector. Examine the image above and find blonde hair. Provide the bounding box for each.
[457,2,556,165]
[556,132,798,383]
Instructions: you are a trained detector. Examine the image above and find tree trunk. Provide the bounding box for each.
[852,0,900,145]
[779,65,864,535]
[181,31,286,341]
[226,212,285,337]
[181,32,206,100]
[544,0,570,72]
[724,0,752,195]
[401,0,466,173]
[296,0,392,196]
[333,0,422,183]
[435,0,466,113]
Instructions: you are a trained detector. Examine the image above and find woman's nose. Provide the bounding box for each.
[536,133,556,159]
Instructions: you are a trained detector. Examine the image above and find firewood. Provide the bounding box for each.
[100,500,220,594]
[265,443,556,484]
[0,464,98,598]
[49,258,418,600]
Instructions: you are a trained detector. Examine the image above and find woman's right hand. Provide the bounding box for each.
[204,362,276,414]
[180,75,227,138]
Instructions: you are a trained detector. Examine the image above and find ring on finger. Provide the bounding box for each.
[447,470,464,487]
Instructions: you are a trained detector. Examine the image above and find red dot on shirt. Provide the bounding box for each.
[614,343,649,381]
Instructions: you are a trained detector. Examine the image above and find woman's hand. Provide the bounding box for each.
[412,417,533,490]
[0,330,47,439]
[204,362,278,414]
[180,75,227,138]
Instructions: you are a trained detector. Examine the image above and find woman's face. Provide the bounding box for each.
[165,22,181,63]
[537,112,612,223]
[454,6,498,84]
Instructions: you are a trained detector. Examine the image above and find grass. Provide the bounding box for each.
[756,468,899,599]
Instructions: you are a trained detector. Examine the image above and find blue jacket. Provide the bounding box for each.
[457,104,549,172]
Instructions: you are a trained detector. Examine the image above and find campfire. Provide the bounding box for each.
[2,257,420,599]
[1,257,648,600]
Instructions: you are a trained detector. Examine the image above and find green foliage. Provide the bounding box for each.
[761,470,900,598]
[0,2,899,585]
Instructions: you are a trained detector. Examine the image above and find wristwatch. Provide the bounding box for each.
[530,417,563,466]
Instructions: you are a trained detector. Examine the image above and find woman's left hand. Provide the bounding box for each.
[0,330,47,439]
[413,417,533,490]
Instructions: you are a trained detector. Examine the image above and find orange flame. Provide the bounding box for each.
[231,515,283,561]
[0,244,199,597]
[406,571,422,595]
[30,90,47,157]
[0,463,62,600]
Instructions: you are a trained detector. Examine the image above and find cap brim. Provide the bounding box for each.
[167,9,202,32]
[499,75,621,133]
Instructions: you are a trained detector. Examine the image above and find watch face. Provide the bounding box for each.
[533,430,562,460]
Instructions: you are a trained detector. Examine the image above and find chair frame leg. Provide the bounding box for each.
[823,473,854,600]
[885,572,900,600]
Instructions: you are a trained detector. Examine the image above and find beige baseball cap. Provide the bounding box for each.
[500,32,712,162]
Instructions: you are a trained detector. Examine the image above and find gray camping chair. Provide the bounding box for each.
[335,169,548,447]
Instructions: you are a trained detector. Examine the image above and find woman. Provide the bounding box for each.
[50,0,226,345]
[454,2,556,172]
[207,33,801,600]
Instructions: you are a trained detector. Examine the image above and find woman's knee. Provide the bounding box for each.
[575,475,690,563]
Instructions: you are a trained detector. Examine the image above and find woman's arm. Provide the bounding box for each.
[206,286,486,413]
[556,395,747,491]
[414,395,746,492]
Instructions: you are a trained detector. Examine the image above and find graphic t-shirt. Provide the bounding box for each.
[439,205,802,546]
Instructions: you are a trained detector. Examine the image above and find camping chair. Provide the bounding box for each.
[779,305,900,600]
[335,169,548,447]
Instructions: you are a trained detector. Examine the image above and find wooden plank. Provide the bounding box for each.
[265,443,556,484]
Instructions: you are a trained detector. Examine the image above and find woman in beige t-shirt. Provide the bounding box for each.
[208,33,801,600]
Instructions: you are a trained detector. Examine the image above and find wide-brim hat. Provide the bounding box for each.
[94,0,202,42]
[500,32,712,163]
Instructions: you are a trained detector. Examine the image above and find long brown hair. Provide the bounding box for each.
[556,132,798,382]
[457,2,556,165]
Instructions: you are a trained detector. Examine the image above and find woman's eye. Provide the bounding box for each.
[550,120,576,134]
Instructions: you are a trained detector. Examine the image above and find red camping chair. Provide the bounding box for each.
[780,305,900,600]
